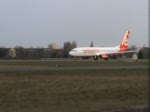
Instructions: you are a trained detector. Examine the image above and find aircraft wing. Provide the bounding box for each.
[105,48,143,55]
[117,50,139,54]
[117,45,145,54]
[107,45,145,55]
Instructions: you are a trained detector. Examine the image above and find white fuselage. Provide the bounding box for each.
[69,46,120,57]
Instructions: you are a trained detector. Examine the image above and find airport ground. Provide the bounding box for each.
[0,60,149,112]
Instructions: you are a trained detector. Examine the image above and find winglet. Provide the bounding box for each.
[140,44,145,51]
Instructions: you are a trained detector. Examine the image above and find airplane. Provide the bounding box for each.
[69,30,142,60]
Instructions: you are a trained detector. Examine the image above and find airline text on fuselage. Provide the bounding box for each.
[82,49,100,54]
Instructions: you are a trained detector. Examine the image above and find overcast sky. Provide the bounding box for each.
[0,0,149,48]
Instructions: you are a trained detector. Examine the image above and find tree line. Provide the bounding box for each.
[0,41,149,59]
[0,41,77,59]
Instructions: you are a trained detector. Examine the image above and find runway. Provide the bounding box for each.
[0,66,149,71]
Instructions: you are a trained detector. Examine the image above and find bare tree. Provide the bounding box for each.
[72,41,77,48]
[63,41,71,58]
[63,41,77,58]
[0,47,9,58]
[90,41,94,47]
[15,46,25,59]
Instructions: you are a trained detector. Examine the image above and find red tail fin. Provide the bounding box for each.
[119,30,130,51]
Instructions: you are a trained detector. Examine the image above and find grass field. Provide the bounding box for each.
[0,68,149,112]
[0,59,149,67]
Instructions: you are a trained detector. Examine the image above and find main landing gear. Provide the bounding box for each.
[93,56,98,61]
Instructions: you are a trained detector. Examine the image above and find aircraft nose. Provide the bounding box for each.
[69,51,73,56]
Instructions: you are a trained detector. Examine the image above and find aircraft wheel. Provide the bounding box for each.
[93,56,98,61]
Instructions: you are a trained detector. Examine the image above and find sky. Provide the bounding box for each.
[0,0,149,48]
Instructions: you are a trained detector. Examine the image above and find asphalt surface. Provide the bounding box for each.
[0,66,149,71]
